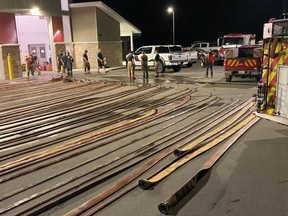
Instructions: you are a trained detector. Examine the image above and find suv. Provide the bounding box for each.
[133,45,188,72]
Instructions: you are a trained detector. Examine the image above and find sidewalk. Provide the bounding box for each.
[0,65,126,85]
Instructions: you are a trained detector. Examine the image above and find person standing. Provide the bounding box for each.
[206,50,215,78]
[25,54,34,79]
[97,48,105,73]
[66,51,74,78]
[141,51,148,79]
[154,50,160,77]
[83,49,90,74]
[32,51,41,75]
[57,49,63,73]
[126,51,135,79]
[61,51,68,77]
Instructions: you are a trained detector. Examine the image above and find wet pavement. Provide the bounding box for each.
[1,62,225,86]
[1,62,287,216]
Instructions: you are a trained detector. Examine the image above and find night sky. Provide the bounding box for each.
[71,0,287,48]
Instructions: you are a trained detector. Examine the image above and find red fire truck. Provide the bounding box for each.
[217,33,256,65]
[223,45,262,82]
[257,17,288,116]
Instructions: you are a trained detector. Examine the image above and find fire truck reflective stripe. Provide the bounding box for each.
[269,56,284,86]
[262,68,267,80]
[263,42,282,83]
[267,42,288,111]
[227,60,232,66]
[270,58,278,72]
[227,60,231,66]
[265,53,283,111]
[229,60,238,67]
[228,60,233,66]
[283,42,288,64]
[246,60,251,67]
[244,59,256,67]
[258,28,288,114]
[261,55,269,82]
[269,56,281,85]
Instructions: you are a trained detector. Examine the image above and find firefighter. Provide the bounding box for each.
[25,54,34,79]
[126,51,135,79]
[66,51,74,78]
[32,51,41,75]
[154,50,160,77]
[57,49,63,73]
[206,50,215,78]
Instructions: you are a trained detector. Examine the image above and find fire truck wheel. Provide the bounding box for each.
[226,76,232,82]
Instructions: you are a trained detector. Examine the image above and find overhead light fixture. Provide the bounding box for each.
[167,7,174,13]
[31,7,40,15]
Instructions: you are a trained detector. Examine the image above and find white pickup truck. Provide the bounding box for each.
[189,42,217,50]
[134,45,188,72]
[187,41,221,65]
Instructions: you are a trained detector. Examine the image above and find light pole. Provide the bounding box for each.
[167,7,175,45]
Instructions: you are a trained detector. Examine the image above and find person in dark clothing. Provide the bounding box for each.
[32,51,41,75]
[57,49,63,73]
[60,51,68,77]
[83,49,90,74]
[66,51,74,78]
[154,50,160,77]
[141,51,148,79]
[126,51,135,79]
[97,48,105,73]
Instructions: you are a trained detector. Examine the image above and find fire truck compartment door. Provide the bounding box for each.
[253,48,262,58]
[225,48,238,58]
[276,65,288,118]
[273,21,288,37]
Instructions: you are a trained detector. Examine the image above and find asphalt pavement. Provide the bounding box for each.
[2,62,288,216]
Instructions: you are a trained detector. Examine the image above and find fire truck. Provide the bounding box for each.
[217,33,257,65]
[223,45,262,82]
[257,17,288,119]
